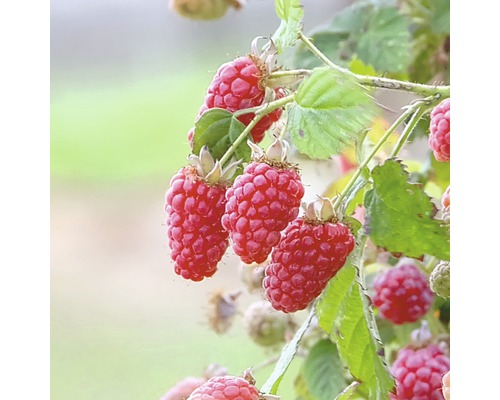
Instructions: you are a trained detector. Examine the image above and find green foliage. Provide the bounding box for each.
[273,0,304,52]
[364,159,450,260]
[294,2,411,74]
[287,68,377,159]
[192,109,250,163]
[295,339,347,400]
[317,261,394,399]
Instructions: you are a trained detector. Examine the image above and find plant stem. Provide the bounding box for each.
[219,94,295,165]
[232,93,295,118]
[332,105,417,210]
[268,69,311,79]
[390,106,429,158]
[298,31,450,99]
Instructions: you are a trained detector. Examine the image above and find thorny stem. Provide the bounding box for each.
[298,31,450,99]
[219,94,295,166]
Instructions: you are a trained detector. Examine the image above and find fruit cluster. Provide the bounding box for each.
[164,53,357,314]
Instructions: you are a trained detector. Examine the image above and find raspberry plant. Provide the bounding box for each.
[163,0,450,399]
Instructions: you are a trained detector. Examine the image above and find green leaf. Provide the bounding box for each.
[295,339,347,400]
[356,6,411,73]
[349,58,377,77]
[364,159,450,260]
[294,3,411,74]
[430,0,450,34]
[273,0,304,52]
[192,108,250,162]
[317,260,394,399]
[287,68,377,159]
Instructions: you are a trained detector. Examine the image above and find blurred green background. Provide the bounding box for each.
[51,0,351,399]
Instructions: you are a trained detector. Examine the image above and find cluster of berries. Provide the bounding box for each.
[165,55,356,313]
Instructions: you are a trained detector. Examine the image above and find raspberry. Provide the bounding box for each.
[429,98,450,162]
[160,377,206,400]
[373,264,434,324]
[165,148,233,281]
[189,56,284,146]
[391,345,450,399]
[221,139,304,264]
[187,376,260,400]
[442,371,450,400]
[429,261,450,299]
[263,198,356,313]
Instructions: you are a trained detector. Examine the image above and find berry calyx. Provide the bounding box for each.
[372,263,434,324]
[222,139,305,264]
[429,98,450,162]
[429,261,450,299]
[391,345,450,399]
[165,147,237,281]
[189,53,285,147]
[263,198,356,313]
[187,375,260,400]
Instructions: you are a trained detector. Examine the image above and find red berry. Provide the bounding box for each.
[391,345,450,399]
[263,218,356,313]
[159,377,206,400]
[165,165,229,281]
[221,160,304,264]
[187,376,260,400]
[429,98,450,162]
[189,56,284,147]
[373,264,434,324]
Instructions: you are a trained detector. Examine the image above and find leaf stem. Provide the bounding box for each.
[333,105,417,210]
[298,31,450,98]
[219,94,295,165]
[390,105,429,158]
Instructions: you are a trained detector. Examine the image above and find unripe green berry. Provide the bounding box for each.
[243,301,294,347]
[429,261,450,299]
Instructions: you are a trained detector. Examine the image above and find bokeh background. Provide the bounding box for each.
[50,1,354,399]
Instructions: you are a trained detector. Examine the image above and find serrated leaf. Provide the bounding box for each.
[272,0,304,52]
[295,339,347,400]
[287,68,377,159]
[192,108,250,163]
[364,159,450,260]
[317,260,394,399]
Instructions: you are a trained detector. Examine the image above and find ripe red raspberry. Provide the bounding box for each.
[221,139,305,264]
[429,98,450,162]
[373,264,434,324]
[187,376,260,400]
[391,345,450,399]
[263,198,356,313]
[188,56,284,147]
[165,148,232,281]
[159,377,206,400]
